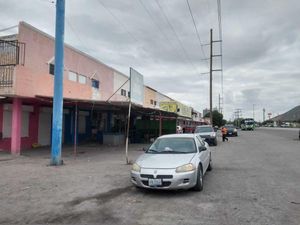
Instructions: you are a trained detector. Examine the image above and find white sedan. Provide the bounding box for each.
[131,134,212,191]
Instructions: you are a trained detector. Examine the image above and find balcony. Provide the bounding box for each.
[0,40,25,88]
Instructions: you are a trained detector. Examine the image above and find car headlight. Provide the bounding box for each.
[176,163,195,173]
[132,163,141,172]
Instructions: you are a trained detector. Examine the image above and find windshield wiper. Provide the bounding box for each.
[147,149,159,153]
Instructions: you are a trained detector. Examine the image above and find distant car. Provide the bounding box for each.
[224,125,238,136]
[194,125,217,146]
[131,134,212,191]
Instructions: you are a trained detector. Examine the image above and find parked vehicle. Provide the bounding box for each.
[131,134,212,191]
[224,124,238,136]
[194,125,218,146]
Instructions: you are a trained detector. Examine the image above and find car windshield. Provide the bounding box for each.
[195,127,213,133]
[225,125,234,129]
[147,137,196,154]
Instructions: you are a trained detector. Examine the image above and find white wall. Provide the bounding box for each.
[38,111,51,145]
[113,71,129,98]
[3,110,29,138]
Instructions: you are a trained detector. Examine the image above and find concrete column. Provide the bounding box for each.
[11,98,22,155]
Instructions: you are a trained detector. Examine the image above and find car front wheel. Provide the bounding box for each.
[207,154,213,171]
[193,166,203,192]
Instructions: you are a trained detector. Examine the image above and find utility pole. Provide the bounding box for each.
[218,94,221,113]
[50,0,65,166]
[263,108,266,122]
[253,104,255,120]
[209,29,222,126]
[209,29,213,125]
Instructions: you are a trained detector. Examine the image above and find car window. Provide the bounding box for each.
[194,136,202,149]
[147,137,197,154]
[195,127,213,133]
[196,136,205,146]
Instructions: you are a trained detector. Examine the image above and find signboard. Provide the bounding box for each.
[159,101,192,118]
[160,102,177,113]
[130,68,144,105]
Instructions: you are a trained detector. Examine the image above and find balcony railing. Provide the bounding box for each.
[0,40,25,88]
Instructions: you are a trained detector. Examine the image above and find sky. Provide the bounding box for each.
[0,0,299,121]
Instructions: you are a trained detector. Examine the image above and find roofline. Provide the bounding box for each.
[19,21,129,78]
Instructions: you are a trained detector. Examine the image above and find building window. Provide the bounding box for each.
[91,79,99,89]
[121,89,126,96]
[49,63,55,75]
[68,71,77,82]
[78,74,86,84]
[128,91,130,98]
[150,99,154,105]
[154,101,157,106]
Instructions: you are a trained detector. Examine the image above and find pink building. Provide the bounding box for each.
[0,22,130,154]
[0,22,203,154]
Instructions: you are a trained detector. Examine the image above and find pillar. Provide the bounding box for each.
[11,98,22,155]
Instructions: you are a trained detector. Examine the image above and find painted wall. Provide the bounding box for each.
[112,71,129,101]
[10,21,117,101]
[155,92,173,109]
[0,103,39,151]
[144,86,157,108]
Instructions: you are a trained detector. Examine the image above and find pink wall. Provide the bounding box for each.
[16,21,114,101]
[0,103,39,152]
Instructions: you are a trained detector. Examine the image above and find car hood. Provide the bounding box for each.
[137,153,196,169]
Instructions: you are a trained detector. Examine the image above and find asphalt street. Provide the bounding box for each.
[0,127,299,225]
[108,128,300,225]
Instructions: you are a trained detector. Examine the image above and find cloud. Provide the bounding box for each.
[1,0,299,121]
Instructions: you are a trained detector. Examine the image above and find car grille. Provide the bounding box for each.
[140,174,173,179]
[141,180,171,187]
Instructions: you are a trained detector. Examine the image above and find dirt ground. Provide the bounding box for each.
[0,144,144,225]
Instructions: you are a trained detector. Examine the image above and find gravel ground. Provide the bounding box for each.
[0,128,299,225]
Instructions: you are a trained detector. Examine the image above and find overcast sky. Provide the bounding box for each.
[1,0,299,121]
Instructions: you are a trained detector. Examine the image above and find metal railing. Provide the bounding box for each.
[0,40,25,88]
[0,40,25,66]
[0,66,14,87]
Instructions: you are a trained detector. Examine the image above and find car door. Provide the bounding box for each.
[195,136,210,172]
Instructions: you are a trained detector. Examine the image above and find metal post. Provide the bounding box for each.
[50,0,65,166]
[209,29,213,126]
[159,112,162,136]
[125,101,132,164]
[74,102,78,157]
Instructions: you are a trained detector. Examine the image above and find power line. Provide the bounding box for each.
[217,0,224,112]
[186,0,209,69]
[138,0,189,67]
[0,25,18,33]
[96,0,139,43]
[155,0,201,75]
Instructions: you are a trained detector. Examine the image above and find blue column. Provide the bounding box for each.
[50,0,65,166]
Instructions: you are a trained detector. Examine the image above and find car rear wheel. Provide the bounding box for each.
[193,166,203,192]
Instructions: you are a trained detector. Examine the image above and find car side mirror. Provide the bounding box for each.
[142,147,148,152]
[198,146,207,152]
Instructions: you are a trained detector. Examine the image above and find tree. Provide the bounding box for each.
[204,110,226,127]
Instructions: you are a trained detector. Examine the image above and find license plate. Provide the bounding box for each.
[148,179,162,186]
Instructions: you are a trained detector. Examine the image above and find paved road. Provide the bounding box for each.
[1,128,299,225]
[58,128,300,225]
